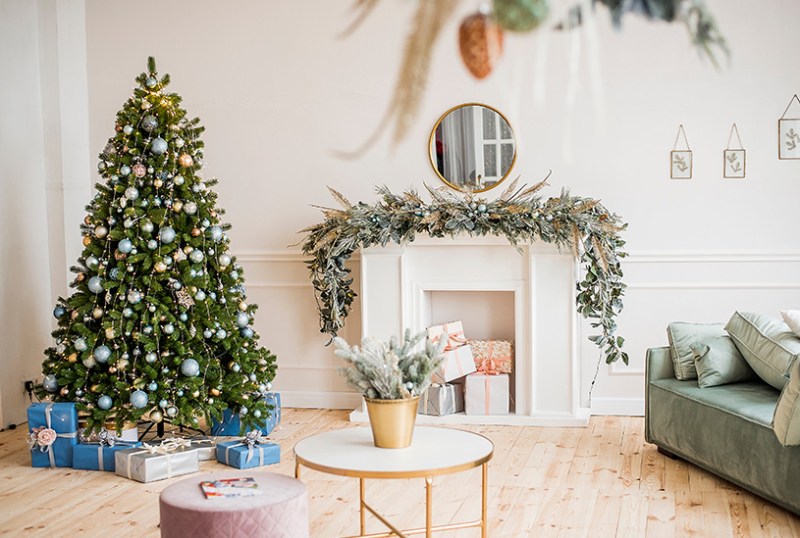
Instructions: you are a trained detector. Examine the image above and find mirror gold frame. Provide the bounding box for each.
[428,103,517,193]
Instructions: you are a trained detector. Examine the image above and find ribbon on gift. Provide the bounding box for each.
[428,321,468,351]
[123,440,184,480]
[469,340,513,374]
[84,439,138,471]
[33,403,78,468]
[476,357,500,375]
[224,430,269,465]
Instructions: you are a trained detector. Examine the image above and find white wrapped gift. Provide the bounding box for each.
[464,373,509,415]
[427,321,477,383]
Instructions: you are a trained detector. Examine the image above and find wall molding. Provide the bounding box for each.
[624,251,800,264]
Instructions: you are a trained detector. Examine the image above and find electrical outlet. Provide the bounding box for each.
[24,380,35,394]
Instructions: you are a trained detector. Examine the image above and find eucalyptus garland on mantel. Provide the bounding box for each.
[299,179,629,365]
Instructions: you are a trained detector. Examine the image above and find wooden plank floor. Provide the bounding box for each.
[1,409,798,537]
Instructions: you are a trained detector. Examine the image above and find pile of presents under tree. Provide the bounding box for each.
[25,392,282,482]
[420,320,513,416]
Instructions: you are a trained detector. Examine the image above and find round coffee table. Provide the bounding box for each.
[294,426,493,538]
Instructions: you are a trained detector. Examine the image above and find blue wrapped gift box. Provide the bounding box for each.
[215,440,280,469]
[211,392,281,436]
[72,441,142,472]
[27,402,79,468]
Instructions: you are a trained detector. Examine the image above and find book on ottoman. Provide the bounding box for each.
[216,431,280,469]
[427,321,477,383]
[27,402,79,468]
[418,383,464,416]
[211,392,281,436]
[115,443,199,483]
[465,373,510,415]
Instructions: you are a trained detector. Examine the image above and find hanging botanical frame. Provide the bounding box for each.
[670,124,693,179]
[778,94,800,160]
[723,123,746,178]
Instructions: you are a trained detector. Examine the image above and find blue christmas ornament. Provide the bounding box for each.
[177,390,184,397]
[150,137,168,155]
[235,312,248,328]
[93,345,112,363]
[123,124,133,135]
[180,358,200,377]
[146,76,157,88]
[172,281,182,290]
[127,290,142,304]
[147,239,158,250]
[253,409,262,418]
[145,351,157,363]
[239,406,248,415]
[120,165,131,176]
[53,306,66,319]
[130,390,149,409]
[166,406,178,417]
[118,239,133,254]
[87,276,104,294]
[209,226,223,242]
[141,115,158,132]
[97,395,113,410]
[158,399,168,408]
[110,268,120,280]
[203,329,213,338]
[241,328,253,338]
[124,186,139,200]
[189,250,204,263]
[179,312,188,322]
[123,307,134,318]
[85,256,99,270]
[159,226,176,244]
[215,328,227,339]
[195,290,206,301]
[163,323,175,335]
[74,337,87,351]
[42,374,58,393]
[148,381,158,391]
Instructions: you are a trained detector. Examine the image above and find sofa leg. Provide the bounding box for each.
[658,446,679,460]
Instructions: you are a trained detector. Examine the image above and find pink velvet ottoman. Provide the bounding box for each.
[159,471,309,538]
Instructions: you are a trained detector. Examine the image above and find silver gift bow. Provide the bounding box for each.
[224,430,268,465]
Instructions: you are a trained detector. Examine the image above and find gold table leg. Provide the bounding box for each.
[481,462,488,538]
[360,478,366,535]
[425,477,433,538]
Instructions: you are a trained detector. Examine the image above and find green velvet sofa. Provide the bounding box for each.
[645,346,800,515]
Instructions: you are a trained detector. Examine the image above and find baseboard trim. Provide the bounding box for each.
[590,397,644,416]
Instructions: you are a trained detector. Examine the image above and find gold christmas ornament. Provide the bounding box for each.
[108,366,117,374]
[60,387,70,396]
[459,11,504,79]
[178,154,193,168]
[82,236,92,247]
[173,200,184,213]
[115,124,122,132]
[183,245,193,254]
[71,311,79,320]
[154,261,167,273]
[238,302,248,312]
[84,216,92,225]
[191,228,201,237]
[92,307,104,319]
[105,327,116,339]
[67,353,78,363]
[210,388,221,396]
[153,178,163,188]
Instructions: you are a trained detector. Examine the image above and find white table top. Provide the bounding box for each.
[293,426,493,479]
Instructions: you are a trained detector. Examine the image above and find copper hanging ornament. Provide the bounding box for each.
[459,11,504,79]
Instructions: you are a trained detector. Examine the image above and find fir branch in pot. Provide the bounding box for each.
[333,329,446,400]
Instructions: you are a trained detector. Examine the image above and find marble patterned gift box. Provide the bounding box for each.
[418,383,464,416]
[114,444,199,483]
[27,402,79,468]
[216,435,280,470]
[464,373,510,415]
[72,440,141,472]
[210,392,281,436]
[467,339,513,374]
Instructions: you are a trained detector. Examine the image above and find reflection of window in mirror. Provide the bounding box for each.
[429,103,516,193]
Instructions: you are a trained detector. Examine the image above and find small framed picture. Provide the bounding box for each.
[723,149,746,178]
[670,150,693,179]
[779,118,800,160]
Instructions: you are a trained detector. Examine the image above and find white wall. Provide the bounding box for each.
[5,1,800,422]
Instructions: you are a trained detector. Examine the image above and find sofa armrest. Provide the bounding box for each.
[646,347,674,382]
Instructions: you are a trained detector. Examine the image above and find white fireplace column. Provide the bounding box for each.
[357,236,589,427]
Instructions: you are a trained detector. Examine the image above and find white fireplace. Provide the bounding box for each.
[351,235,589,426]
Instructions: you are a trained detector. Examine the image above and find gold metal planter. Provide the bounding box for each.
[364,396,420,448]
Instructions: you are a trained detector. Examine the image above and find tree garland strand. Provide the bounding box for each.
[300,179,629,365]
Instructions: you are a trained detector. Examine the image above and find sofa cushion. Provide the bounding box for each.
[691,337,756,388]
[780,310,800,337]
[725,311,799,391]
[667,322,726,380]
[773,358,800,446]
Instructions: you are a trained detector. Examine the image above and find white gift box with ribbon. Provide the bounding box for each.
[427,320,477,383]
[464,373,509,415]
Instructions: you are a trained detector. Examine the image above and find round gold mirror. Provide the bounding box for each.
[429,103,517,193]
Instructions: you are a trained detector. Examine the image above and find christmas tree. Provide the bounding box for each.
[37,57,277,434]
